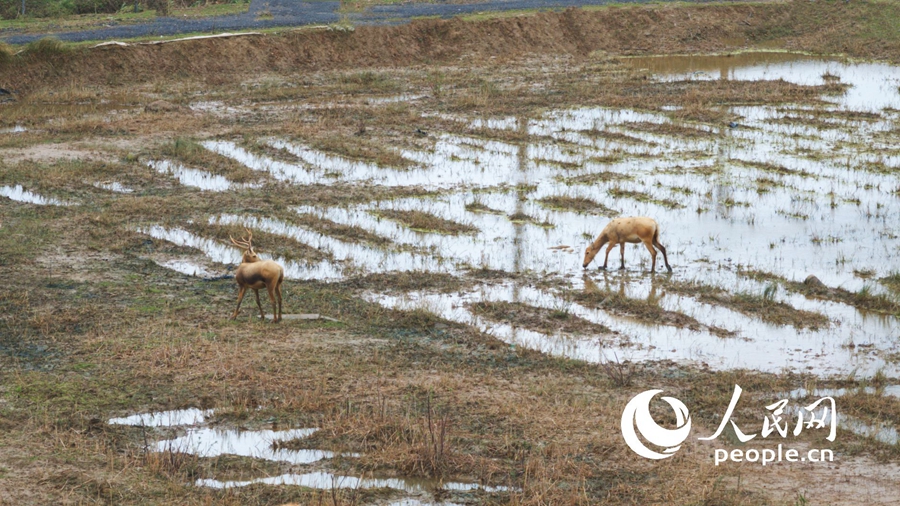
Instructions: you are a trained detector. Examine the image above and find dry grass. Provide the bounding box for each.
[506,211,553,228]
[465,201,503,214]
[538,195,618,216]
[561,170,632,186]
[468,300,614,337]
[287,213,394,247]
[622,120,717,139]
[374,209,478,235]
[739,160,816,178]
[571,286,736,338]
[307,135,417,170]
[160,137,261,184]
[660,277,830,330]
[881,272,900,296]
[739,268,900,316]
[0,42,13,68]
[607,186,685,210]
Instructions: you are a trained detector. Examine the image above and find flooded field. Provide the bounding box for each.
[125,52,900,377]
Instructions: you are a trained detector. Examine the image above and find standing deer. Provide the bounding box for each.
[583,217,672,273]
[230,228,284,322]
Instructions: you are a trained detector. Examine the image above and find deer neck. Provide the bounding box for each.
[591,234,608,252]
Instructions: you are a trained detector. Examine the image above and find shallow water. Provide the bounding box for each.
[154,259,219,278]
[93,181,134,193]
[109,409,507,502]
[108,407,212,427]
[0,185,71,206]
[144,52,900,378]
[148,160,240,192]
[157,427,339,464]
[781,387,900,445]
[625,51,900,111]
[364,279,896,376]
[197,471,509,494]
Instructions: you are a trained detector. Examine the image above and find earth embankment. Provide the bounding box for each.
[2,1,899,94]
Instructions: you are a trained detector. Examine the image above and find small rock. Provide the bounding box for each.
[145,100,183,113]
[803,275,827,290]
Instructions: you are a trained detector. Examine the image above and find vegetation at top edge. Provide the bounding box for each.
[0,0,249,21]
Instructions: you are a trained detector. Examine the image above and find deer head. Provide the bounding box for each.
[229,228,260,264]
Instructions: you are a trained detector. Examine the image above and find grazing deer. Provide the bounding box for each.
[583,217,672,273]
[229,228,284,322]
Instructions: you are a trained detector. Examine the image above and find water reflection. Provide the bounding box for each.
[0,185,71,206]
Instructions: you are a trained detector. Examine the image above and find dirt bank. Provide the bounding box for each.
[2,1,899,93]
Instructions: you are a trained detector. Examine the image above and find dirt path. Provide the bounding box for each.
[2,0,709,44]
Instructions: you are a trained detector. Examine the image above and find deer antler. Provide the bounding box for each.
[229,228,256,251]
[230,235,249,248]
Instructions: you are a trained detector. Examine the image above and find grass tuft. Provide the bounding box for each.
[0,42,13,68]
[21,37,70,59]
[374,209,478,235]
[538,195,618,215]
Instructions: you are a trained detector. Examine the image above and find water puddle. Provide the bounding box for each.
[363,278,896,376]
[625,51,900,111]
[779,386,900,445]
[189,100,246,116]
[108,407,212,427]
[0,185,72,206]
[139,224,343,280]
[157,427,339,464]
[93,181,134,193]
[366,93,428,105]
[788,385,900,400]
[148,160,249,192]
[109,409,508,502]
[197,471,509,495]
[153,258,220,278]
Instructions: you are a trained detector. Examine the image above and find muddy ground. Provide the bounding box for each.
[1,2,900,505]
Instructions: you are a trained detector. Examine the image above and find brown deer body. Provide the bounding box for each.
[583,217,672,273]
[230,229,284,322]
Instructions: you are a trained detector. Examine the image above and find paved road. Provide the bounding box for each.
[1,0,673,44]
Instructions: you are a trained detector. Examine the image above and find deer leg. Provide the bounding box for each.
[601,242,616,270]
[643,239,658,273]
[653,238,673,272]
[231,286,247,320]
[254,289,265,320]
[619,243,626,270]
[275,279,283,323]
[266,284,279,323]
